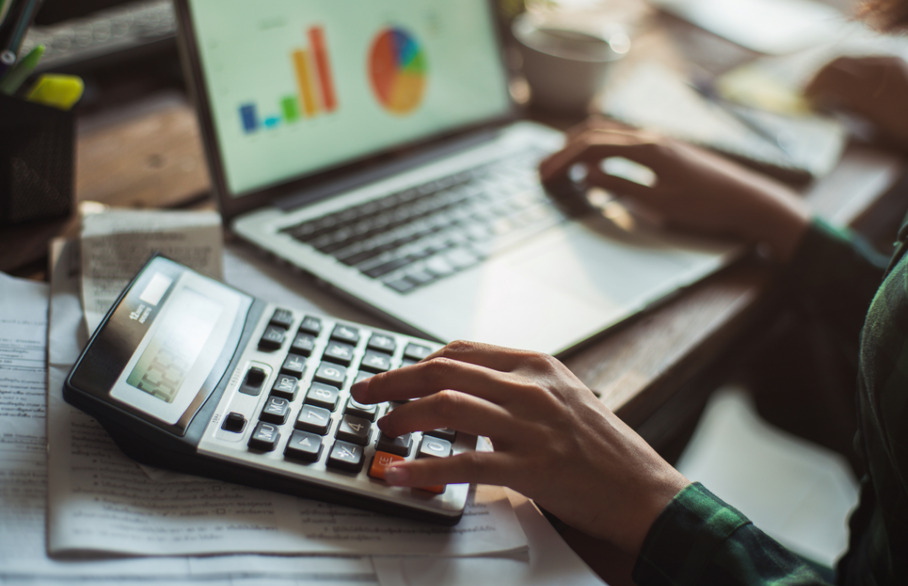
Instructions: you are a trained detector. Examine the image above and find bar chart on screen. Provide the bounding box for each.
[237,25,338,134]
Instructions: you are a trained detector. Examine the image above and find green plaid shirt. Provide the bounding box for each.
[633,217,907,585]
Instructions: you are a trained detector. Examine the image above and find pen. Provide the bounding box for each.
[0,42,41,94]
[0,0,44,76]
[690,77,794,159]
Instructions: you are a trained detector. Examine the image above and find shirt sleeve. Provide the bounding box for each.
[632,483,831,585]
[778,218,889,349]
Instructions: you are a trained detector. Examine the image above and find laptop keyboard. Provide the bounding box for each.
[281,148,569,294]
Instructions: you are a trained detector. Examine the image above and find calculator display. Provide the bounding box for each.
[126,287,223,404]
[105,263,251,429]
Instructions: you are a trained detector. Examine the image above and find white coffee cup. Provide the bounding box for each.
[512,13,629,115]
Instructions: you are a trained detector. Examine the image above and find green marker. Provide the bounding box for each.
[0,43,42,95]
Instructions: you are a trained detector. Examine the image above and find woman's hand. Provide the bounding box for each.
[350,340,689,556]
[805,55,908,152]
[539,120,811,263]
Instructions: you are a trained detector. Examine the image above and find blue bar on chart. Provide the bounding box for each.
[240,103,258,133]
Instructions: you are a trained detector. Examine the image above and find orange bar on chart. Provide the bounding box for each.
[308,26,337,112]
[293,48,318,117]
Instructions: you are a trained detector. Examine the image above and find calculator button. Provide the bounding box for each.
[368,450,405,480]
[327,440,364,472]
[270,308,295,329]
[331,324,360,345]
[239,367,267,396]
[271,375,298,400]
[222,411,246,433]
[354,371,373,385]
[290,333,316,357]
[260,396,291,425]
[280,354,307,378]
[424,428,457,443]
[377,432,412,457]
[258,326,286,351]
[418,436,452,458]
[248,422,280,451]
[360,350,392,373]
[324,341,355,365]
[336,414,372,446]
[345,397,377,421]
[314,362,347,387]
[295,404,332,434]
[304,382,340,410]
[299,315,323,336]
[367,334,396,354]
[284,430,323,462]
[404,343,433,362]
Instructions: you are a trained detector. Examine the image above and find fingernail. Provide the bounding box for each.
[350,378,369,401]
[384,464,409,485]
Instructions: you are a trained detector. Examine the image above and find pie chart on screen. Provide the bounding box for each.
[368,27,427,115]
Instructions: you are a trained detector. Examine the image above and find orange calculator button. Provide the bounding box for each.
[369,451,446,493]
[369,450,404,480]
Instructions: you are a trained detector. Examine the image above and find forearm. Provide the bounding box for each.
[633,483,830,586]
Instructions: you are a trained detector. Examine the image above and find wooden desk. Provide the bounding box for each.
[1,5,905,583]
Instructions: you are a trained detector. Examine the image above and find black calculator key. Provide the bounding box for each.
[418,435,452,458]
[270,308,295,328]
[367,334,396,354]
[281,354,307,378]
[336,414,372,446]
[345,397,377,421]
[258,325,286,351]
[327,440,364,472]
[404,343,433,362]
[377,432,412,457]
[285,431,323,462]
[240,366,267,396]
[271,374,298,400]
[248,422,280,451]
[324,341,355,365]
[299,315,323,336]
[295,404,332,434]
[260,396,291,424]
[222,411,246,433]
[290,333,316,356]
[314,362,346,387]
[331,324,360,345]
[304,381,340,410]
[424,428,457,442]
[360,350,392,373]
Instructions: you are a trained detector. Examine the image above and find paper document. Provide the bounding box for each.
[79,208,224,333]
[1,265,375,584]
[48,239,527,558]
[373,490,604,585]
[600,64,846,184]
[649,0,845,54]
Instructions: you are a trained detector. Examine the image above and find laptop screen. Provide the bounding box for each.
[183,0,513,199]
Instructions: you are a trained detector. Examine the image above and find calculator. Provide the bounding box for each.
[64,255,475,525]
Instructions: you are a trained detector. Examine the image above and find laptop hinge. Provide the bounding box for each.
[273,127,504,212]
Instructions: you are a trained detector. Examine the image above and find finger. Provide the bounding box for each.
[422,339,539,372]
[540,130,666,185]
[382,450,514,488]
[351,354,516,405]
[584,163,660,200]
[377,389,515,439]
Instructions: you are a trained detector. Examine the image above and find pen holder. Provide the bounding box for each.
[0,93,75,225]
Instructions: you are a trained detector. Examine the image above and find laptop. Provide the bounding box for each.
[174,0,736,356]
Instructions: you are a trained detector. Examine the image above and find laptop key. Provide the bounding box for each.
[384,276,417,294]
